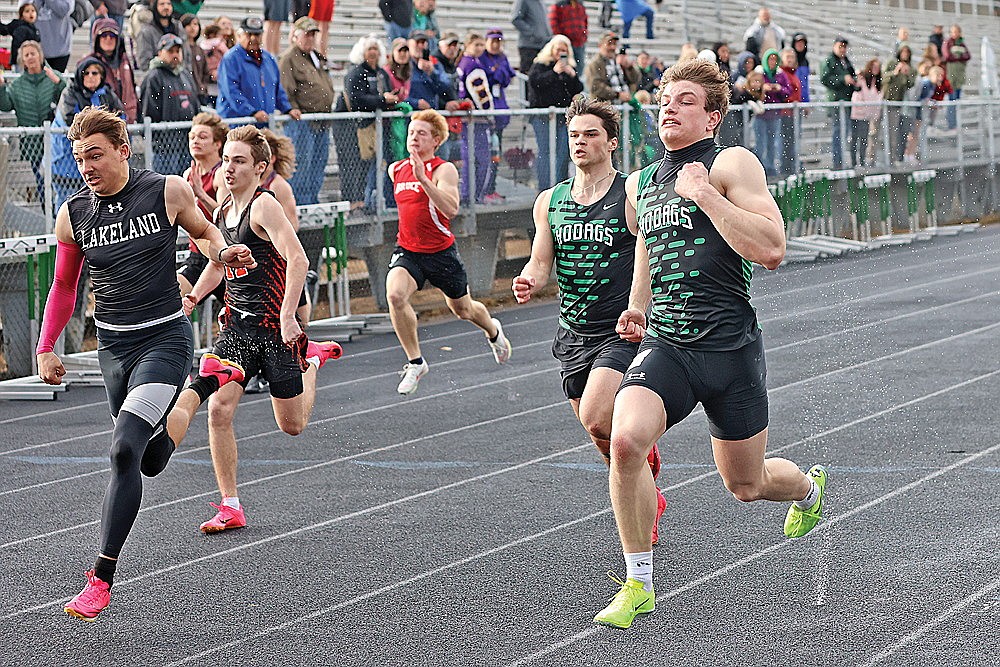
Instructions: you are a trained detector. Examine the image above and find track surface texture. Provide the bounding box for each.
[1,226,998,666]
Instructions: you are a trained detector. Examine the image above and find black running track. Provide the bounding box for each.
[1,227,998,667]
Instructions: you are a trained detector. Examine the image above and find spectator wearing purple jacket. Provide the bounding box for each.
[479,28,515,201]
[753,47,791,176]
[456,32,492,203]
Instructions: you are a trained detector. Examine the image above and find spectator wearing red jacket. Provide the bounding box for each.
[548,0,587,74]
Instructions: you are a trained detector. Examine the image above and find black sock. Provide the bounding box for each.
[140,428,176,477]
[489,332,499,343]
[188,375,220,405]
[409,357,424,366]
[94,556,117,587]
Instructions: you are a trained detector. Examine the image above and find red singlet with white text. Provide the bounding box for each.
[392,157,455,254]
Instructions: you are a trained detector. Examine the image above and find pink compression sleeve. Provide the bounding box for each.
[35,240,84,355]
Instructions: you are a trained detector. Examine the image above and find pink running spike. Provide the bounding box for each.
[306,340,343,369]
[200,501,247,534]
[64,570,111,622]
[199,353,245,387]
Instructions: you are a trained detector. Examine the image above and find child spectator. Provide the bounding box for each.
[1,1,41,68]
[198,22,227,103]
[850,58,882,167]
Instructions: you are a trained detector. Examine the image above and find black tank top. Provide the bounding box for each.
[216,188,287,328]
[67,169,181,330]
[634,138,760,350]
[547,172,634,335]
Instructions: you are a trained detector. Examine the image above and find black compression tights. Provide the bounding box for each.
[100,411,154,559]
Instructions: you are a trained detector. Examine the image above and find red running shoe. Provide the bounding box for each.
[64,570,111,622]
[199,353,245,388]
[647,442,661,480]
[200,501,247,534]
[307,340,343,369]
[651,488,667,546]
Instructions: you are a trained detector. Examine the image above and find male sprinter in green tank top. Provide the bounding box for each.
[594,59,828,629]
[513,97,666,546]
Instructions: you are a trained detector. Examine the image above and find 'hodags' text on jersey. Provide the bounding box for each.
[637,200,694,236]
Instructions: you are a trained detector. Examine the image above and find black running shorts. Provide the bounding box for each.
[552,326,639,400]
[213,314,306,399]
[388,244,469,300]
[618,335,769,441]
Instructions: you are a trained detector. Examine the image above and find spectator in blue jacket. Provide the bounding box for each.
[216,15,300,124]
[792,32,810,102]
[406,30,451,109]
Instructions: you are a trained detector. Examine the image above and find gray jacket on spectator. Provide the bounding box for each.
[134,4,190,72]
[36,0,74,59]
[90,0,129,15]
[511,0,552,50]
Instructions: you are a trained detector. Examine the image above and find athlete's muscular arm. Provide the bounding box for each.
[251,195,309,345]
[513,189,556,303]
[675,146,786,270]
[412,153,460,219]
[617,172,650,342]
[36,206,81,385]
[164,176,256,269]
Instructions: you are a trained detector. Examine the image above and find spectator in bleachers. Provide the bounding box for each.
[139,34,201,175]
[90,1,127,31]
[512,0,551,72]
[432,32,466,162]
[882,43,915,163]
[712,42,731,78]
[678,42,697,63]
[894,27,909,53]
[903,62,937,164]
[263,0,288,55]
[135,0,189,72]
[927,59,952,131]
[51,57,124,206]
[615,0,654,41]
[412,0,439,54]
[385,37,413,104]
[34,0,73,72]
[481,28,515,203]
[526,34,582,189]
[850,58,881,167]
[919,43,940,69]
[942,24,970,131]
[636,50,660,93]
[820,35,856,169]
[333,34,396,210]
[779,47,800,174]
[753,47,790,176]
[928,25,944,57]
[216,15,298,124]
[280,16,335,205]
[199,22,226,103]
[407,30,449,110]
[719,50,758,148]
[791,32,809,103]
[380,0,412,43]
[171,1,204,18]
[88,17,137,122]
[0,40,64,201]
[307,0,335,56]
[180,14,209,105]
[548,0,587,74]
[214,14,235,48]
[1,2,42,68]
[457,32,494,203]
[742,6,785,61]
[585,31,636,103]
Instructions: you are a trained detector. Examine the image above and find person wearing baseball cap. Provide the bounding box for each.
[135,0,190,72]
[412,0,441,53]
[216,14,299,125]
[139,32,201,175]
[279,15,335,204]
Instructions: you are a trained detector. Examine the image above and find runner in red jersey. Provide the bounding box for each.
[386,109,512,395]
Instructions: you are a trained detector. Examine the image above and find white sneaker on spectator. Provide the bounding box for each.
[488,318,512,364]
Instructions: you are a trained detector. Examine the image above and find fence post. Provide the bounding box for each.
[548,107,557,189]
[880,102,891,168]
[956,102,967,215]
[143,117,153,170]
[375,109,385,217]
[43,121,53,228]
[621,103,631,173]
[335,209,349,316]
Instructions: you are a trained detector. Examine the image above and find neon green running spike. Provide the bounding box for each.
[784,465,828,538]
[593,572,655,629]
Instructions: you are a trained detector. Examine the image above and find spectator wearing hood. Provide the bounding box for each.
[34,0,73,72]
[87,17,137,122]
[820,35,857,169]
[90,0,128,30]
[719,50,757,148]
[135,0,190,72]
[882,42,916,163]
[140,34,201,175]
[779,48,801,174]
[753,47,791,176]
[1,1,42,69]
[791,32,809,102]
[52,57,125,206]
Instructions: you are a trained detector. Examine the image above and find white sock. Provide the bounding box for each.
[624,551,653,590]
[794,478,819,510]
[306,356,321,370]
[222,496,240,510]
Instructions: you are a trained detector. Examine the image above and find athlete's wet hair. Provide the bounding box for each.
[409,109,448,146]
[226,125,271,166]
[190,112,229,153]
[67,106,129,148]
[260,129,296,179]
[658,58,730,132]
[565,97,621,143]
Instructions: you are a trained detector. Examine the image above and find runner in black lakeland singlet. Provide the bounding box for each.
[35,107,255,622]
[512,98,666,548]
[181,125,341,535]
[593,59,829,631]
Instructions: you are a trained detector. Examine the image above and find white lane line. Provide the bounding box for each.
[167,370,1000,666]
[1,239,992,428]
[861,577,1000,666]
[508,439,1000,666]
